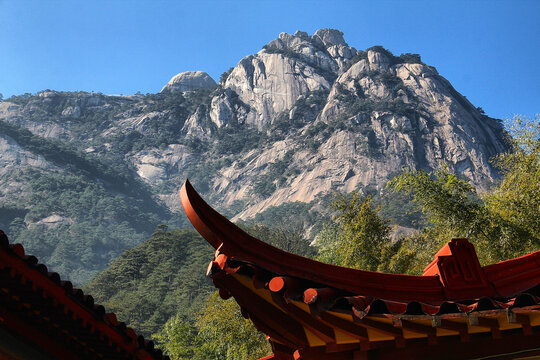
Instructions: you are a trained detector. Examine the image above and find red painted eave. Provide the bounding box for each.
[0,230,168,360]
[180,179,540,303]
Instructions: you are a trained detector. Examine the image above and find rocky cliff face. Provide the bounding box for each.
[0,29,509,281]
[218,29,354,129]
[1,29,508,216]
[201,30,507,218]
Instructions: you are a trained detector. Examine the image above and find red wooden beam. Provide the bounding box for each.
[249,266,273,290]
[507,311,533,336]
[325,343,361,353]
[483,252,540,297]
[352,312,405,348]
[270,341,296,360]
[357,329,540,360]
[293,346,355,360]
[0,306,82,360]
[269,276,304,300]
[304,288,338,305]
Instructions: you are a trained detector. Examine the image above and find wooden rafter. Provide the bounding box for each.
[270,293,336,344]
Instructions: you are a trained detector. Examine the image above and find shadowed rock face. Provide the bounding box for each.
[161,71,217,93]
[0,29,509,223]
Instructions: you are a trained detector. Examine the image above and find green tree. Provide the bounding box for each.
[316,115,539,274]
[387,165,496,268]
[379,229,444,275]
[194,292,271,360]
[154,292,271,360]
[315,194,392,271]
[388,165,485,238]
[241,223,316,258]
[152,315,199,360]
[484,115,540,257]
[85,227,215,337]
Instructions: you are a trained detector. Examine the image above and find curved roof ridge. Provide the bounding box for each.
[180,179,540,303]
[181,180,445,303]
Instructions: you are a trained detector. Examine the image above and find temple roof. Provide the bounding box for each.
[0,230,168,360]
[180,179,540,360]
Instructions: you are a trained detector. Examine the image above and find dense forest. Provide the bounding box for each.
[86,116,538,359]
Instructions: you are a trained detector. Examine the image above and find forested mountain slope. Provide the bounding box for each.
[84,227,215,336]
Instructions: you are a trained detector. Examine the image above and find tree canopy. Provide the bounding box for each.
[315,193,392,271]
[153,292,271,360]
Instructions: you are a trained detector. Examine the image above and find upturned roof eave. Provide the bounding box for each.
[180,179,540,303]
[181,180,446,303]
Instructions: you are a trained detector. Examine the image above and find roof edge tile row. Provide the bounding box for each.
[0,230,169,360]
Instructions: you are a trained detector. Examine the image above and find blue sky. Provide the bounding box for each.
[0,0,538,120]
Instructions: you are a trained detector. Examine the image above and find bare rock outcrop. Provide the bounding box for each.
[161,71,217,93]
[222,30,359,129]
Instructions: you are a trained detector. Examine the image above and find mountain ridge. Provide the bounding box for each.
[0,28,509,282]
